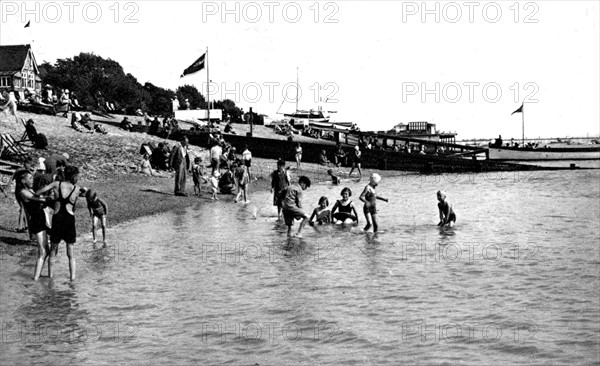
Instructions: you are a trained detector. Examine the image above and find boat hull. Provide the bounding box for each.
[488,146,600,160]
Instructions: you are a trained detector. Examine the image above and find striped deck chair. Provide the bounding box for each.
[0,133,29,160]
[0,159,20,197]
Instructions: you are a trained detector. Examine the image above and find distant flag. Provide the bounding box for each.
[511,103,523,115]
[24,20,30,28]
[181,53,206,77]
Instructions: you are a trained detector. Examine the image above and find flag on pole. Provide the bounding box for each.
[511,103,523,115]
[181,53,206,77]
[24,20,30,28]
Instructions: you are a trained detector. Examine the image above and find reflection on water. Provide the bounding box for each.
[1,169,599,365]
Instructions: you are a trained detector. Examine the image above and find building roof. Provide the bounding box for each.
[0,44,34,72]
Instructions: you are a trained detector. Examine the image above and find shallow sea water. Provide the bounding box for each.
[1,168,599,365]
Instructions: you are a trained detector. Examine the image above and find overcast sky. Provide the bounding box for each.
[1,1,598,139]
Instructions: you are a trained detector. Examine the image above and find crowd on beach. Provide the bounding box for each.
[3,106,456,281]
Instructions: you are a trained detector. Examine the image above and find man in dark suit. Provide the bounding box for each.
[170,136,190,196]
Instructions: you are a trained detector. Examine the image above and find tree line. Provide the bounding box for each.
[39,52,246,121]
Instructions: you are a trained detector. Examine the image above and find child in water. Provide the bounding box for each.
[359,173,388,232]
[331,187,359,225]
[281,176,311,237]
[437,190,456,228]
[327,169,341,185]
[309,196,331,225]
[85,189,108,246]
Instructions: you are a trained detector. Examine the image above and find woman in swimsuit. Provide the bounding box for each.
[36,166,86,280]
[330,187,359,225]
[15,170,50,280]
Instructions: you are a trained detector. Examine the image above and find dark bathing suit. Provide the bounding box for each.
[333,200,357,222]
[51,182,78,244]
[89,200,106,217]
[23,188,47,235]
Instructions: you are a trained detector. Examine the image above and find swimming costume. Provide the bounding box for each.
[89,199,106,217]
[22,189,47,234]
[50,182,78,244]
[333,200,357,222]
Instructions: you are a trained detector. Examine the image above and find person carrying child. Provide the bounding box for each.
[437,190,456,228]
[281,176,311,237]
[85,189,108,246]
[309,196,331,225]
[359,173,388,232]
[331,187,359,225]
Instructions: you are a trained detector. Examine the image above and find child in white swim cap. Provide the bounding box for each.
[359,173,388,232]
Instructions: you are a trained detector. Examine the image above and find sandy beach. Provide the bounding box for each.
[1,111,395,247]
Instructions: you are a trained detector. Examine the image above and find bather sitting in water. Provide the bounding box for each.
[331,187,359,225]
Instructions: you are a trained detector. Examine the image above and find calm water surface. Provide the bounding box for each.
[1,168,599,365]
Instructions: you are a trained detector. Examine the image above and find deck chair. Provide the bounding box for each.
[18,118,35,147]
[0,133,29,160]
[0,159,20,197]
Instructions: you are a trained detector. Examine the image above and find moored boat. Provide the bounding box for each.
[487,145,600,161]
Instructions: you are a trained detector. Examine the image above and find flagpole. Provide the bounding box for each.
[522,102,525,145]
[206,47,210,123]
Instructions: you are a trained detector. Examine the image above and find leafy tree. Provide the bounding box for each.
[176,85,205,110]
[39,52,246,118]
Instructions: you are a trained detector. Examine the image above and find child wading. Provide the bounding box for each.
[437,190,456,228]
[281,176,311,237]
[270,159,290,220]
[234,160,250,203]
[86,189,108,246]
[359,173,388,232]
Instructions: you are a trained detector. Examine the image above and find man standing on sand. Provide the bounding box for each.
[210,142,223,176]
[170,136,190,196]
